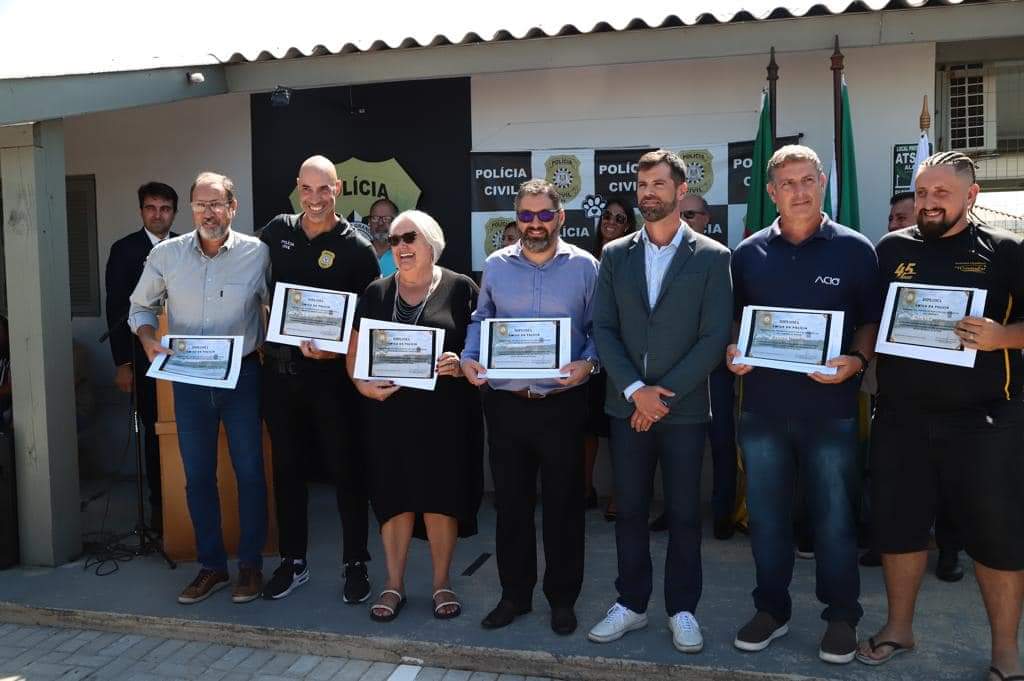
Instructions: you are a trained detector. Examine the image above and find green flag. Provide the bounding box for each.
[824,76,860,230]
[744,90,777,237]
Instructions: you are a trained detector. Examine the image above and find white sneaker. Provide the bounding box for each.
[668,611,704,653]
[587,603,648,643]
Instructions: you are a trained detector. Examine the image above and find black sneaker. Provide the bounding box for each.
[343,562,371,603]
[734,611,789,652]
[819,620,857,664]
[262,559,310,600]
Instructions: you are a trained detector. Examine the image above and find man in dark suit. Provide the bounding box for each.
[588,150,732,654]
[104,181,179,532]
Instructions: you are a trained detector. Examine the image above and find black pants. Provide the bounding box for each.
[482,387,586,609]
[135,370,161,511]
[262,360,369,564]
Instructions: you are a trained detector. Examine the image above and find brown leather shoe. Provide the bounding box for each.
[178,568,229,604]
[232,567,263,604]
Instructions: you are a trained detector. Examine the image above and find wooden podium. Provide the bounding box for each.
[153,322,278,561]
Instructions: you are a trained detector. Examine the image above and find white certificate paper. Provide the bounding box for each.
[266,282,357,354]
[478,317,572,379]
[876,282,987,367]
[145,335,244,389]
[733,306,845,375]
[353,319,446,391]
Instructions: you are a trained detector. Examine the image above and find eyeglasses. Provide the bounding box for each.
[368,215,395,225]
[386,232,418,247]
[602,211,627,225]
[516,209,557,223]
[682,210,707,219]
[190,200,231,213]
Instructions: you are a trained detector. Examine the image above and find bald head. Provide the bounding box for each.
[298,155,338,183]
[297,155,341,225]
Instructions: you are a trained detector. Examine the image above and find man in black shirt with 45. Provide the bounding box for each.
[857,152,1024,681]
[259,155,380,603]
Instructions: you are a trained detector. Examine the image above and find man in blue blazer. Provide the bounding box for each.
[588,150,732,653]
[104,181,179,532]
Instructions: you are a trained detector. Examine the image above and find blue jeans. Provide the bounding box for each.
[172,358,266,571]
[610,418,706,616]
[708,362,737,520]
[738,411,862,625]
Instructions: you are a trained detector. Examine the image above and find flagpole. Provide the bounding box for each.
[767,46,779,149]
[830,35,845,216]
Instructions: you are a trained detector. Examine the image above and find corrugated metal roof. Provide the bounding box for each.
[0,0,972,80]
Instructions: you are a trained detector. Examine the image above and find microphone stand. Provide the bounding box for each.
[99,313,176,569]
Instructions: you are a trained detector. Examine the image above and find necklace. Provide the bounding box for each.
[392,267,441,325]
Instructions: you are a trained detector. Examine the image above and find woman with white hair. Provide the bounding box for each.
[346,209,483,623]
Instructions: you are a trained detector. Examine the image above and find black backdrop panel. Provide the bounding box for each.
[251,78,472,274]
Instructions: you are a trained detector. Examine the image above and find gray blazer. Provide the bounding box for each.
[592,226,733,425]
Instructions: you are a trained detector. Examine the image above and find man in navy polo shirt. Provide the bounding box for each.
[726,145,880,664]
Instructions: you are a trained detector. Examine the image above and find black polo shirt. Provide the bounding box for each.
[732,215,881,419]
[876,222,1024,413]
[259,213,380,354]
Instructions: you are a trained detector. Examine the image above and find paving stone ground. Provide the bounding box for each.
[0,623,559,681]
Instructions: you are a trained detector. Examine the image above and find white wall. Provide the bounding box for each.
[63,94,252,473]
[472,42,937,246]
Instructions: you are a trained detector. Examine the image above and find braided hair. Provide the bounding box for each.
[917,151,981,223]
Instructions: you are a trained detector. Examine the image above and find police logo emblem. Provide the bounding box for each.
[759,312,773,328]
[498,324,509,336]
[318,250,336,269]
[376,330,389,345]
[176,340,188,352]
[678,149,714,196]
[484,217,513,256]
[544,155,582,203]
[903,290,916,306]
[291,291,302,304]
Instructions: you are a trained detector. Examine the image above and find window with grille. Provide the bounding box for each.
[947,63,988,151]
[0,174,100,317]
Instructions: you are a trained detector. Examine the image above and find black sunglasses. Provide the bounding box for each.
[516,209,557,223]
[602,211,627,225]
[386,232,418,247]
[682,210,707,219]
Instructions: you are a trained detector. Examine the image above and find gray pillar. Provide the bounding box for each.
[0,121,81,566]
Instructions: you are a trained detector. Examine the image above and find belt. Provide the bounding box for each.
[508,386,571,400]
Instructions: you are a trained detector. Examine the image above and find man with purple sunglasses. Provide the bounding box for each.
[463,179,600,636]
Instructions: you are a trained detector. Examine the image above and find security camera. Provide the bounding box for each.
[270,86,292,107]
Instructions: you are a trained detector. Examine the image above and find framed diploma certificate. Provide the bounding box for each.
[876,282,987,367]
[266,282,357,354]
[478,317,572,379]
[733,306,845,375]
[353,319,446,391]
[145,335,244,389]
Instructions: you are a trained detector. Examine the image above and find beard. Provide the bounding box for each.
[522,233,552,252]
[639,196,678,223]
[917,207,964,240]
[198,222,229,242]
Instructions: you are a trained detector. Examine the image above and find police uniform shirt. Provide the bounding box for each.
[876,222,1024,412]
[259,213,380,352]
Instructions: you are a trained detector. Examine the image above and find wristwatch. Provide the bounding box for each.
[585,357,601,375]
[848,350,868,375]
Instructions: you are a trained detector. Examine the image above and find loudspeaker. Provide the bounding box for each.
[0,431,18,569]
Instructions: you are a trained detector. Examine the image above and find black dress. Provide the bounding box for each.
[353,268,484,538]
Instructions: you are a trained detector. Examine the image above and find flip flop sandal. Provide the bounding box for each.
[990,666,1024,681]
[854,636,915,666]
[433,588,462,620]
[369,589,406,623]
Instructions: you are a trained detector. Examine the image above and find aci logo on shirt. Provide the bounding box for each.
[815,275,841,286]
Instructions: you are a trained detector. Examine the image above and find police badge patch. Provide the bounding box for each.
[484,217,512,256]
[318,250,336,269]
[678,149,714,196]
[544,155,582,203]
